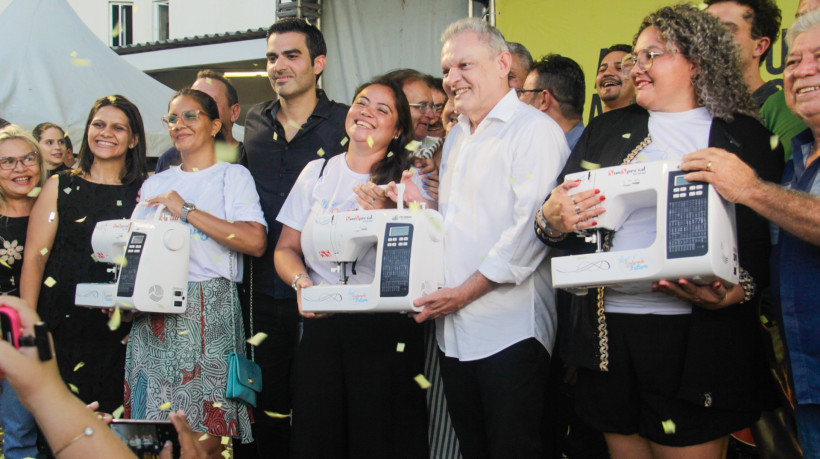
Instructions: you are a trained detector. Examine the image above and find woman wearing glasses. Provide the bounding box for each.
[21,95,148,415]
[535,5,782,457]
[0,125,47,458]
[123,88,265,451]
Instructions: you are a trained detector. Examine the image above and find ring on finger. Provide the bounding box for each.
[574,205,581,214]
[370,198,375,204]
[706,161,712,172]
[570,195,577,204]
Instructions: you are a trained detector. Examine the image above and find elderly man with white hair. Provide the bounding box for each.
[681,9,820,457]
[412,18,569,457]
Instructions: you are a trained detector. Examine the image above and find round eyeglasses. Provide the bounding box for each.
[161,109,202,129]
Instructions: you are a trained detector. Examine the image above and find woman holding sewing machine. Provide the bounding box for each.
[123,88,266,450]
[20,95,148,414]
[274,75,429,457]
[534,5,783,458]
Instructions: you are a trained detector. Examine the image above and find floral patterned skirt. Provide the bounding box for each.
[123,278,253,443]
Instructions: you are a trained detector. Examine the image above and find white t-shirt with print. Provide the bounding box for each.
[136,161,267,282]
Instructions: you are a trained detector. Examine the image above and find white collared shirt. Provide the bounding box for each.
[436,89,570,361]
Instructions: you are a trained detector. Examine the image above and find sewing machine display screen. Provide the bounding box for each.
[117,231,147,298]
[380,224,413,297]
[667,171,708,259]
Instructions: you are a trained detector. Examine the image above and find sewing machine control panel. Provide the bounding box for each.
[666,172,708,259]
[380,223,413,297]
[117,232,146,297]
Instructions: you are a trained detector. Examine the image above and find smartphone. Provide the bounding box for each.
[110,419,180,459]
[0,305,22,348]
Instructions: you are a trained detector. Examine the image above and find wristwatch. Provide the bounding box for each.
[292,273,310,291]
[180,202,197,223]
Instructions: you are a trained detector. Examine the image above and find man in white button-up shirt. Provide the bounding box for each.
[412,18,570,458]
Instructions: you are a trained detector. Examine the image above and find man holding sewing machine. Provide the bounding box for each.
[239,17,348,457]
[536,5,782,457]
[410,18,569,457]
[681,9,820,456]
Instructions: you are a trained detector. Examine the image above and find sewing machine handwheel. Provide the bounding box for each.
[163,229,186,251]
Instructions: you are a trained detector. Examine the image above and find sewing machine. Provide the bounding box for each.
[551,160,739,294]
[75,205,190,313]
[301,204,445,314]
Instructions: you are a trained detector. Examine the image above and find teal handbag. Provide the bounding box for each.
[227,351,262,407]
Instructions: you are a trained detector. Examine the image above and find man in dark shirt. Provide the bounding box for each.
[239,17,348,458]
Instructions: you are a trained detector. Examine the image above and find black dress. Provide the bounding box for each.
[37,173,140,412]
[0,215,29,295]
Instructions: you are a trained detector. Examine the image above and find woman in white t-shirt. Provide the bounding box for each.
[535,5,783,458]
[123,88,267,452]
[274,76,429,457]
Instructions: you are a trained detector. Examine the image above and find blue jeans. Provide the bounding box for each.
[797,404,820,459]
[0,380,39,459]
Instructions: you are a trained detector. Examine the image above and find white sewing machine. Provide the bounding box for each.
[551,161,739,294]
[75,205,190,313]
[301,202,445,313]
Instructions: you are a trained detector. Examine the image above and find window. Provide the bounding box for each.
[111,2,133,46]
[154,1,169,41]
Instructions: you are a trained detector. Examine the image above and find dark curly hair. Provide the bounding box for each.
[635,4,758,121]
[705,0,781,65]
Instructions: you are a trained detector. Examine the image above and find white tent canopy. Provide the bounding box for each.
[0,0,173,157]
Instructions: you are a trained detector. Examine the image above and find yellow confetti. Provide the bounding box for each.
[404,140,422,151]
[697,2,708,10]
[192,168,199,172]
[73,362,85,372]
[621,133,631,139]
[770,135,780,151]
[408,202,421,214]
[247,332,269,346]
[288,120,301,131]
[107,96,117,104]
[227,234,236,239]
[507,177,516,185]
[387,151,394,158]
[44,277,56,288]
[199,434,210,442]
[112,22,121,38]
[70,51,77,57]
[69,383,79,394]
[396,342,405,352]
[27,187,41,198]
[70,59,91,67]
[213,402,223,408]
[206,77,212,85]
[108,307,121,331]
[177,329,189,335]
[264,411,291,418]
[317,148,325,157]
[272,132,278,141]
[116,200,122,206]
[525,173,534,179]
[662,419,676,434]
[414,374,432,389]
[227,220,235,224]
[221,436,230,445]
[0,259,9,269]
[159,401,172,410]
[90,253,99,262]
[367,136,374,148]
[114,255,127,267]
[112,405,124,420]
[215,141,239,163]
[75,216,87,223]
[221,450,231,459]
[580,160,601,170]
[340,137,349,146]
[48,212,56,223]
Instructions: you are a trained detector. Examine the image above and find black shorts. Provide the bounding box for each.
[575,312,759,447]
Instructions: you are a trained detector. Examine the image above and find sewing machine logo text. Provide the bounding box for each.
[607,165,647,177]
[620,255,649,272]
[344,214,374,223]
[319,250,331,258]
[348,290,368,304]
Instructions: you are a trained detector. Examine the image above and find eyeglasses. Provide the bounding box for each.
[161,109,202,129]
[621,49,667,76]
[409,102,436,114]
[516,88,546,98]
[433,103,446,114]
[0,152,38,170]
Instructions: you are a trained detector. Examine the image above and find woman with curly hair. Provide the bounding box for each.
[535,4,782,457]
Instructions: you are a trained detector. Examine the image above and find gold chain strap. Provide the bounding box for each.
[595,133,651,372]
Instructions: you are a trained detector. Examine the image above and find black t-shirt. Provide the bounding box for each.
[240,90,348,298]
